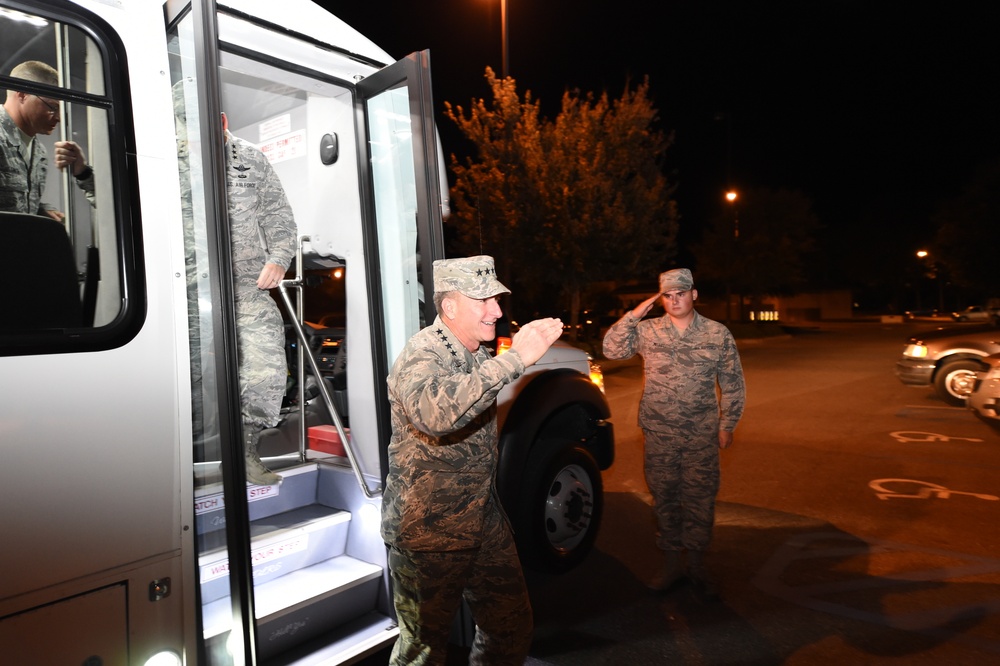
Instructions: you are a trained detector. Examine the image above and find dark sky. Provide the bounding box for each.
[326,1,1000,260]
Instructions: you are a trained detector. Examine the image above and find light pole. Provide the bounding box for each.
[725,190,738,239]
[500,0,509,78]
[724,190,739,323]
[917,249,944,313]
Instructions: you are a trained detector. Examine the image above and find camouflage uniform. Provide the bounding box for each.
[382,256,533,666]
[603,300,745,553]
[174,81,295,468]
[225,130,296,432]
[1,106,95,215]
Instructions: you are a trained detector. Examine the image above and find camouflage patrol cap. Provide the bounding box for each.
[433,255,511,299]
[659,268,694,293]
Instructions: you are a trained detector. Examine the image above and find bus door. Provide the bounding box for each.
[168,2,446,663]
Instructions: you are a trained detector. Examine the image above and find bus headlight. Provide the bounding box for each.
[589,361,605,393]
[144,651,182,666]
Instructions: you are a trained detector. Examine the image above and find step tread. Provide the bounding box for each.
[199,504,350,562]
[265,610,398,666]
[203,555,383,637]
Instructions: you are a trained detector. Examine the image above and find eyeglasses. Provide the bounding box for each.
[34,95,60,116]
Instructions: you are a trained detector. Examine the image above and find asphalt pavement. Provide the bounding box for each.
[359,321,1000,665]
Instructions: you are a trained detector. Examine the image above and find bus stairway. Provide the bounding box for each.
[196,464,391,660]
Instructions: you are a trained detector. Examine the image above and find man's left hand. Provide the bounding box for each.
[53,140,88,177]
[718,430,734,449]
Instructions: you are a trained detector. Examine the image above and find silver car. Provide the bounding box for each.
[895,324,1000,405]
[968,353,1000,430]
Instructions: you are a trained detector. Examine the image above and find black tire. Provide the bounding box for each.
[515,444,603,574]
[933,359,984,406]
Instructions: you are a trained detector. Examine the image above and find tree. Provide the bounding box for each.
[445,68,678,327]
[691,187,820,321]
[932,158,1000,299]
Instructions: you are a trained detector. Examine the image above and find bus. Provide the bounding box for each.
[0,1,614,663]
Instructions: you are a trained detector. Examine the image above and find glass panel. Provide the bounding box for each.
[0,6,118,333]
[0,8,104,95]
[167,14,236,666]
[170,22,362,659]
[368,86,425,364]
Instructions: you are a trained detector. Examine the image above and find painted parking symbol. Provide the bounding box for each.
[870,478,999,501]
[890,430,983,443]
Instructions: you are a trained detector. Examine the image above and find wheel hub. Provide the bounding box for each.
[544,464,594,551]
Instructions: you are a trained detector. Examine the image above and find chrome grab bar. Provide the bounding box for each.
[275,236,380,498]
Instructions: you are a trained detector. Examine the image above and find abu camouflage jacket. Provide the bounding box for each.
[381,316,526,551]
[603,310,745,435]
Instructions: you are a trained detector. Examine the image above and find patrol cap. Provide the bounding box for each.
[659,268,694,293]
[433,255,511,299]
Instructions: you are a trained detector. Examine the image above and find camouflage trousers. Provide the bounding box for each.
[643,428,720,552]
[235,289,287,431]
[387,515,532,666]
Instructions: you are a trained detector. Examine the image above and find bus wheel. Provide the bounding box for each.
[517,444,603,574]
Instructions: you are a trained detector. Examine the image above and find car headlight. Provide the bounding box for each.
[903,343,928,358]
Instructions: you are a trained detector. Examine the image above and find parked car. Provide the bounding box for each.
[895,324,1000,405]
[968,353,1000,432]
[903,308,939,320]
[951,305,1000,323]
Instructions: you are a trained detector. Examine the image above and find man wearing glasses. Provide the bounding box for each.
[603,268,745,600]
[1,60,95,221]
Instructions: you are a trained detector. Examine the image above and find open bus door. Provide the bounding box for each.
[170,2,448,664]
[1,0,448,664]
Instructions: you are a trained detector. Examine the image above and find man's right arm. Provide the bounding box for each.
[392,346,524,438]
[602,293,658,360]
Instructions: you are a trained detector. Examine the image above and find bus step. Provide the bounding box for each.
[202,555,384,659]
[199,503,351,604]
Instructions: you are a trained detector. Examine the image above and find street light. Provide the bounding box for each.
[916,249,944,312]
[724,190,740,323]
[500,0,509,78]
[725,190,738,239]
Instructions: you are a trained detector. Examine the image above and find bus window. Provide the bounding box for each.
[0,5,127,343]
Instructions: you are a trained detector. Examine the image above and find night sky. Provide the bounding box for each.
[326,1,1000,273]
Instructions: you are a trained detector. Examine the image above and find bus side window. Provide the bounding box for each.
[0,6,124,343]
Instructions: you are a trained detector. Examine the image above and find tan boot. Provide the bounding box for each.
[648,550,683,592]
[245,430,281,486]
[686,550,720,600]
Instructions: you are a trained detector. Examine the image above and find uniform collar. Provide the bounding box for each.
[431,315,480,368]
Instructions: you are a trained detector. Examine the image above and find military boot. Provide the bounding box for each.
[245,429,282,486]
[686,550,720,601]
[647,550,683,592]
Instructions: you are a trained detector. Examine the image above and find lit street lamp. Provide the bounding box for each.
[916,249,944,312]
[501,0,508,79]
[726,189,738,239]
[724,190,739,323]
[484,0,509,78]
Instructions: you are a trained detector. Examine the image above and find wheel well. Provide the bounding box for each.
[933,354,987,379]
[495,370,613,513]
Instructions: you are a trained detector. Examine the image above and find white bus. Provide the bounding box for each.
[0,1,614,664]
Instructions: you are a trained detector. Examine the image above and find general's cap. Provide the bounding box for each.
[433,255,510,299]
[659,268,694,293]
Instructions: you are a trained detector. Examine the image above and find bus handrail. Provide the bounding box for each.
[275,237,381,498]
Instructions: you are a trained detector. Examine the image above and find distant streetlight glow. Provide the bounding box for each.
[501,0,509,78]
[916,250,928,258]
[483,0,509,78]
[723,189,740,324]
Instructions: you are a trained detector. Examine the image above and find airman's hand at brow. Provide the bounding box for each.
[632,293,660,319]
